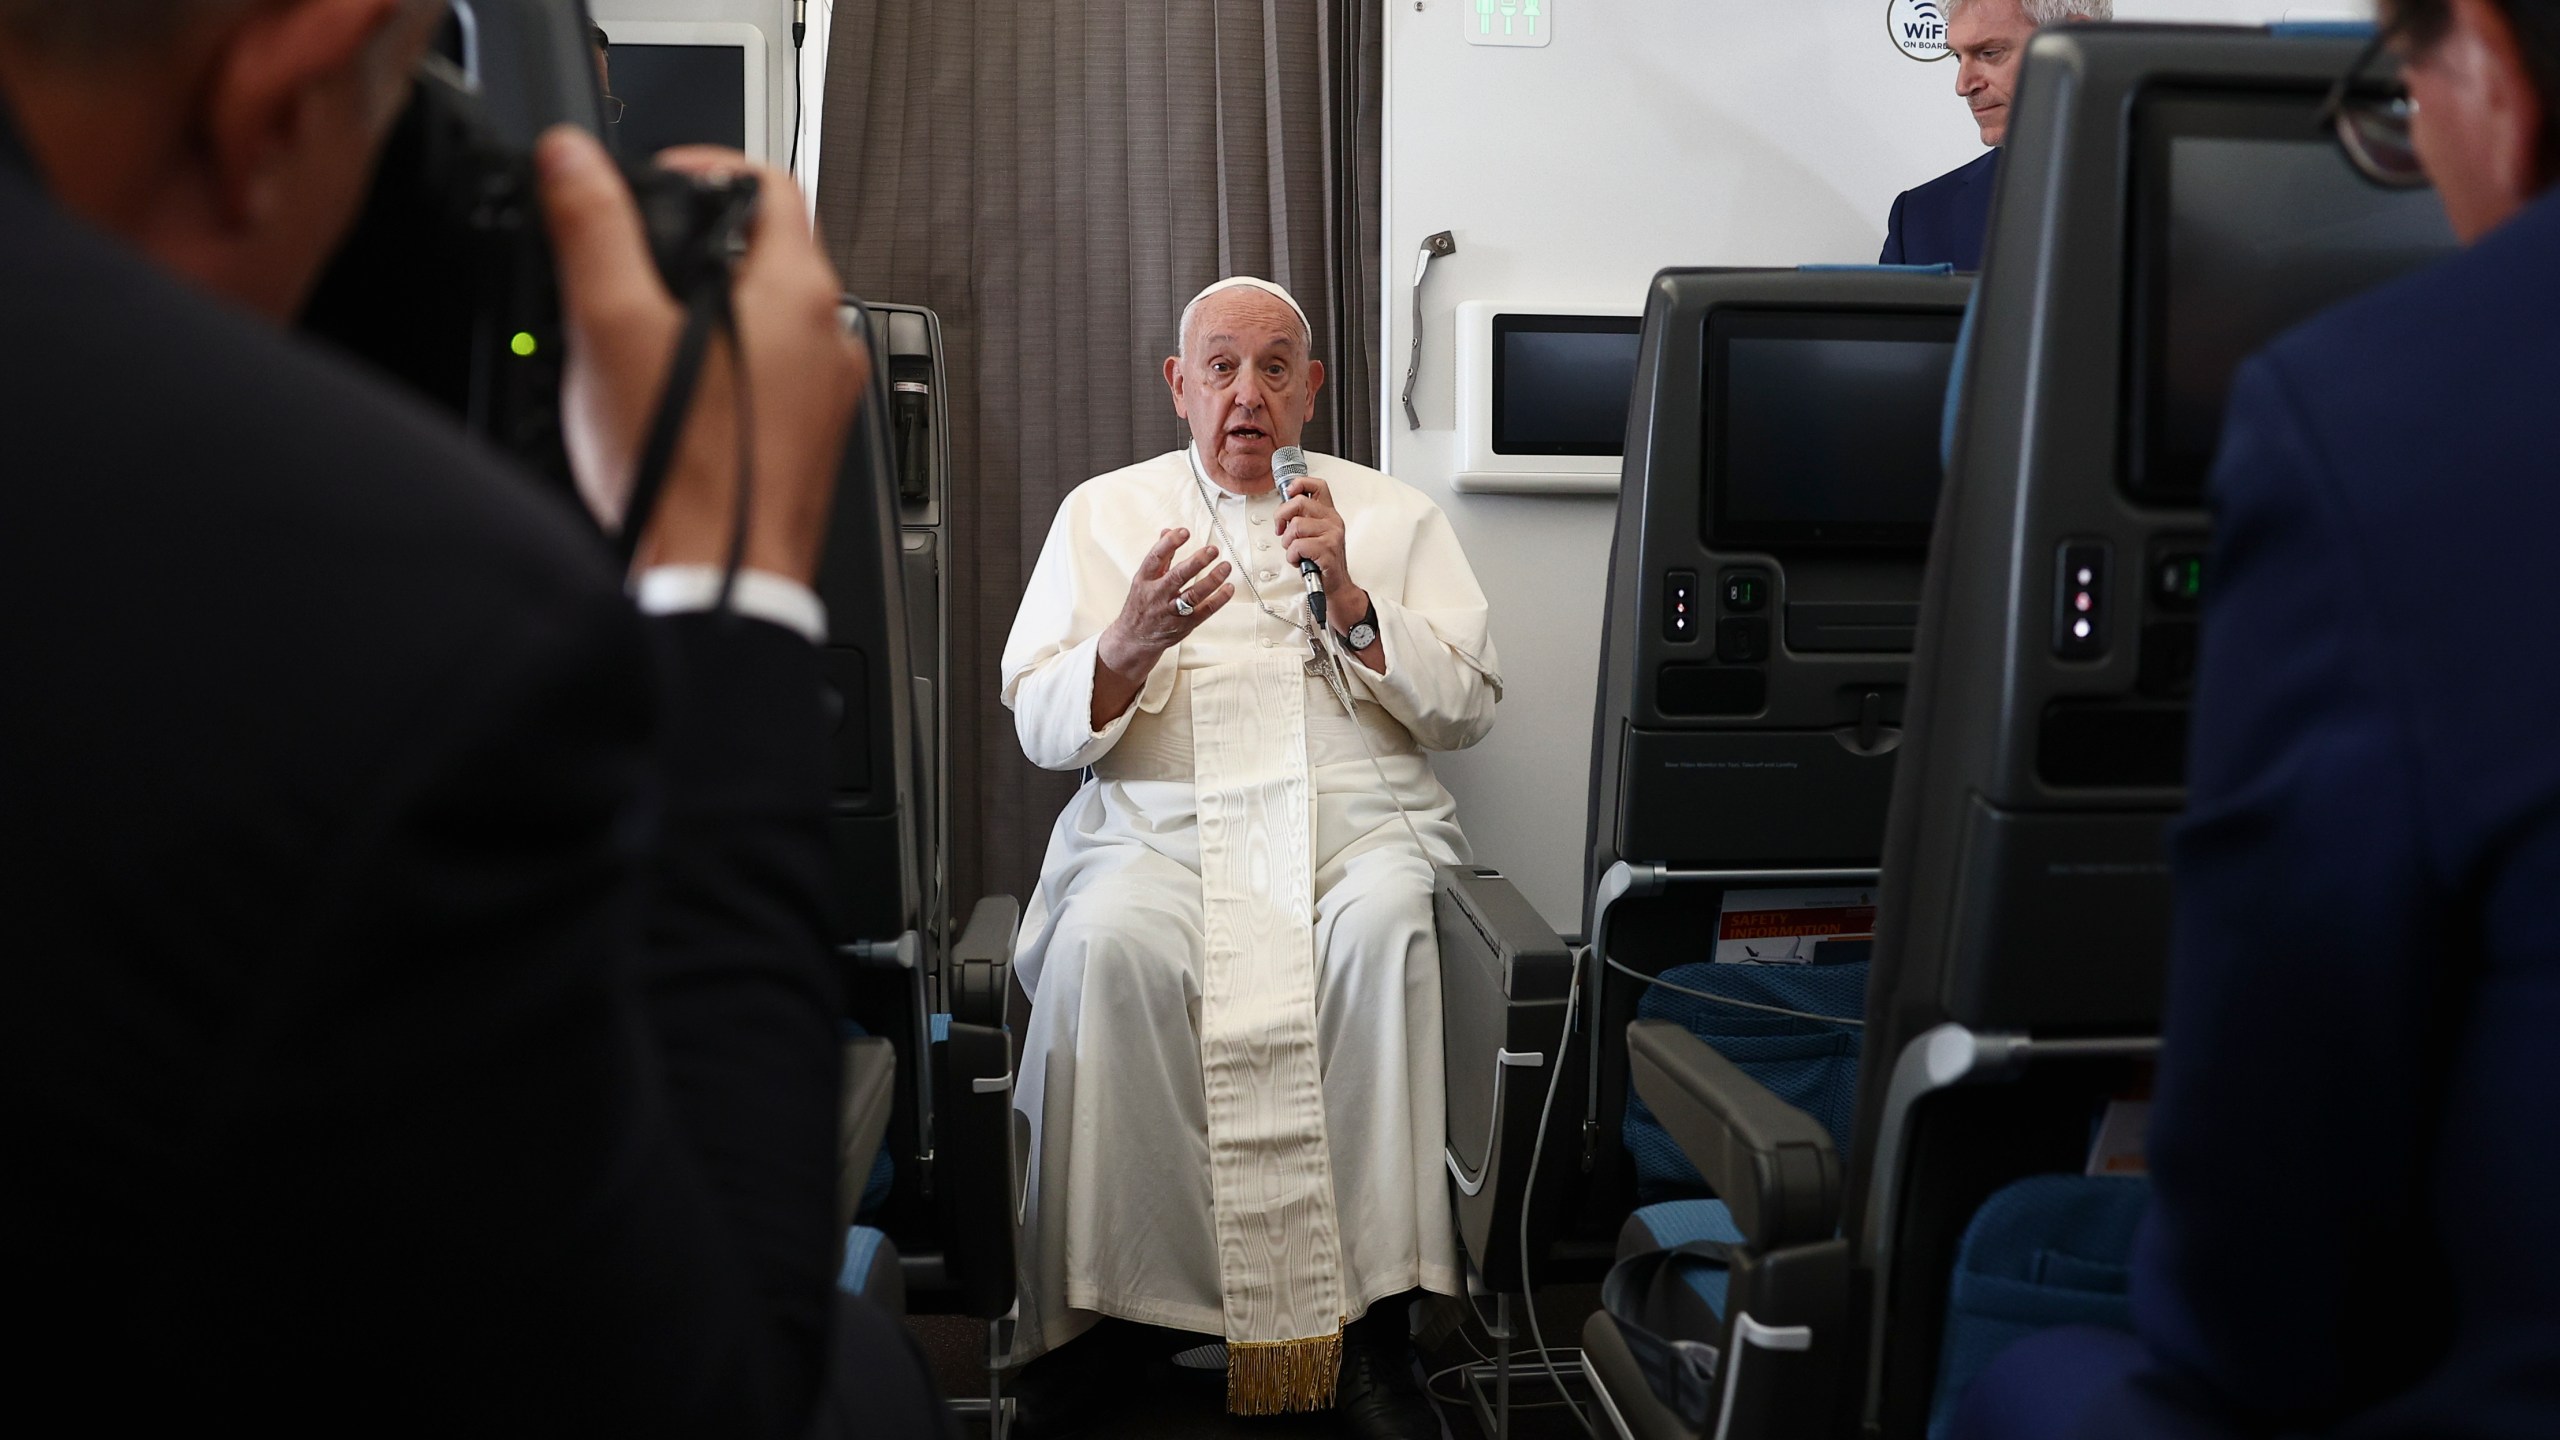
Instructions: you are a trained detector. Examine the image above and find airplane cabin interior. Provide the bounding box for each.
[11,0,2552,1437]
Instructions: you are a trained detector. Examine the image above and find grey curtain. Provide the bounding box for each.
[815,0,1385,910]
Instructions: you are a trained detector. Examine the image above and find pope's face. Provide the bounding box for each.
[1165,289,1326,493]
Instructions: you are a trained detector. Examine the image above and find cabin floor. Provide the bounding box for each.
[909,1283,1604,1438]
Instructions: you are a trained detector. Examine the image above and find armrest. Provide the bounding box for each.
[1627,1018,1839,1249]
[950,894,1020,1028]
[1436,864,1583,1292]
[941,895,1021,1320]
[839,1035,897,1230]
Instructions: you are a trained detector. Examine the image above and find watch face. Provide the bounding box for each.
[1348,622,1377,650]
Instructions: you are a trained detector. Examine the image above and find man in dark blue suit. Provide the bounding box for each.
[1952,1,2560,1435]
[1881,0,2112,269]
[1880,148,2000,270]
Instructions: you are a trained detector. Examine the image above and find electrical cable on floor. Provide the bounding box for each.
[1423,1307,1593,1417]
[1423,1351,1589,1413]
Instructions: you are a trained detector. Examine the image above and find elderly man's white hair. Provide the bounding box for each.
[1177,276,1315,358]
[1948,0,2114,21]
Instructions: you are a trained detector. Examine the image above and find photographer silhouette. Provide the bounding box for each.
[0,2,943,1434]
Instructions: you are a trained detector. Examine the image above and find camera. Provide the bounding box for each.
[302,0,758,502]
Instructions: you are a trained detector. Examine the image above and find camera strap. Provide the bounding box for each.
[613,278,740,575]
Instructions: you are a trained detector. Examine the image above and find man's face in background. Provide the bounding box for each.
[1951,0,2037,145]
[2392,0,2552,242]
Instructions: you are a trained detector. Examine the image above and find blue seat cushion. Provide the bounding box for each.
[1926,1174,2151,1440]
[838,1224,906,1317]
[1623,960,1867,1202]
[1619,1198,1746,1330]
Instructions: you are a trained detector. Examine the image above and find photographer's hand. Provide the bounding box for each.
[536,128,866,586]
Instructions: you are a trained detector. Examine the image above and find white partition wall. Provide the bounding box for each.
[1381,0,2343,931]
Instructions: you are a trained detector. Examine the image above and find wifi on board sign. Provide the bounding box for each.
[1889,0,1952,60]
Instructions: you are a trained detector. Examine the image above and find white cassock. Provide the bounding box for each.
[1001,445,1501,1411]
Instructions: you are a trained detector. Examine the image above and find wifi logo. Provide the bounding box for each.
[1889,0,1952,61]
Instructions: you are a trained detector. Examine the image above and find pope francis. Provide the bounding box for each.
[1000,277,1502,1439]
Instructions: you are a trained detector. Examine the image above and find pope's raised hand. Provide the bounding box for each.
[1093,528,1233,726]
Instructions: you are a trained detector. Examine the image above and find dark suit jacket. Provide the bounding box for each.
[0,102,867,1434]
[2116,185,2560,1437]
[1881,149,2000,270]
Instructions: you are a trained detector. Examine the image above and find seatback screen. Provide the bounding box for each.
[2127,92,2455,500]
[1493,315,1643,455]
[608,44,751,159]
[1705,309,1960,552]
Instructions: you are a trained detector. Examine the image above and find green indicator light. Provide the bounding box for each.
[510,331,539,358]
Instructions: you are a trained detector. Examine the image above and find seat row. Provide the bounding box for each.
[1435,23,2455,1440]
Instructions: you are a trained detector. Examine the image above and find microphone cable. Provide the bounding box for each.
[1600,954,1864,1028]
[1287,501,1610,1432]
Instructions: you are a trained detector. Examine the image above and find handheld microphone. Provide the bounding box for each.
[1271,445,1327,630]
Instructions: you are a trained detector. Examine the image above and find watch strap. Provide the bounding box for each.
[1339,596,1377,644]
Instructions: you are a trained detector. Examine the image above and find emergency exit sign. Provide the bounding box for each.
[1466,0,1550,48]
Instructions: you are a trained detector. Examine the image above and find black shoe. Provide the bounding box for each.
[1334,1338,1446,1440]
[1010,1319,1156,1440]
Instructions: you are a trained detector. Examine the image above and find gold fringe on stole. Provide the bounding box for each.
[1225,1323,1345,1415]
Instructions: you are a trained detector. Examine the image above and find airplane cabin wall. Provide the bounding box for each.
[1381,0,2361,932]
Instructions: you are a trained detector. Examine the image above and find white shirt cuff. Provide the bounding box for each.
[635,566,828,645]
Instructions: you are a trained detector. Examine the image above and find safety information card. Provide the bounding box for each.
[1713,886,1880,965]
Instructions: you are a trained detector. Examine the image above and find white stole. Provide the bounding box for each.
[1188,651,1348,1414]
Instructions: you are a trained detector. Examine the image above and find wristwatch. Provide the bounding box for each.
[1340,597,1379,652]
